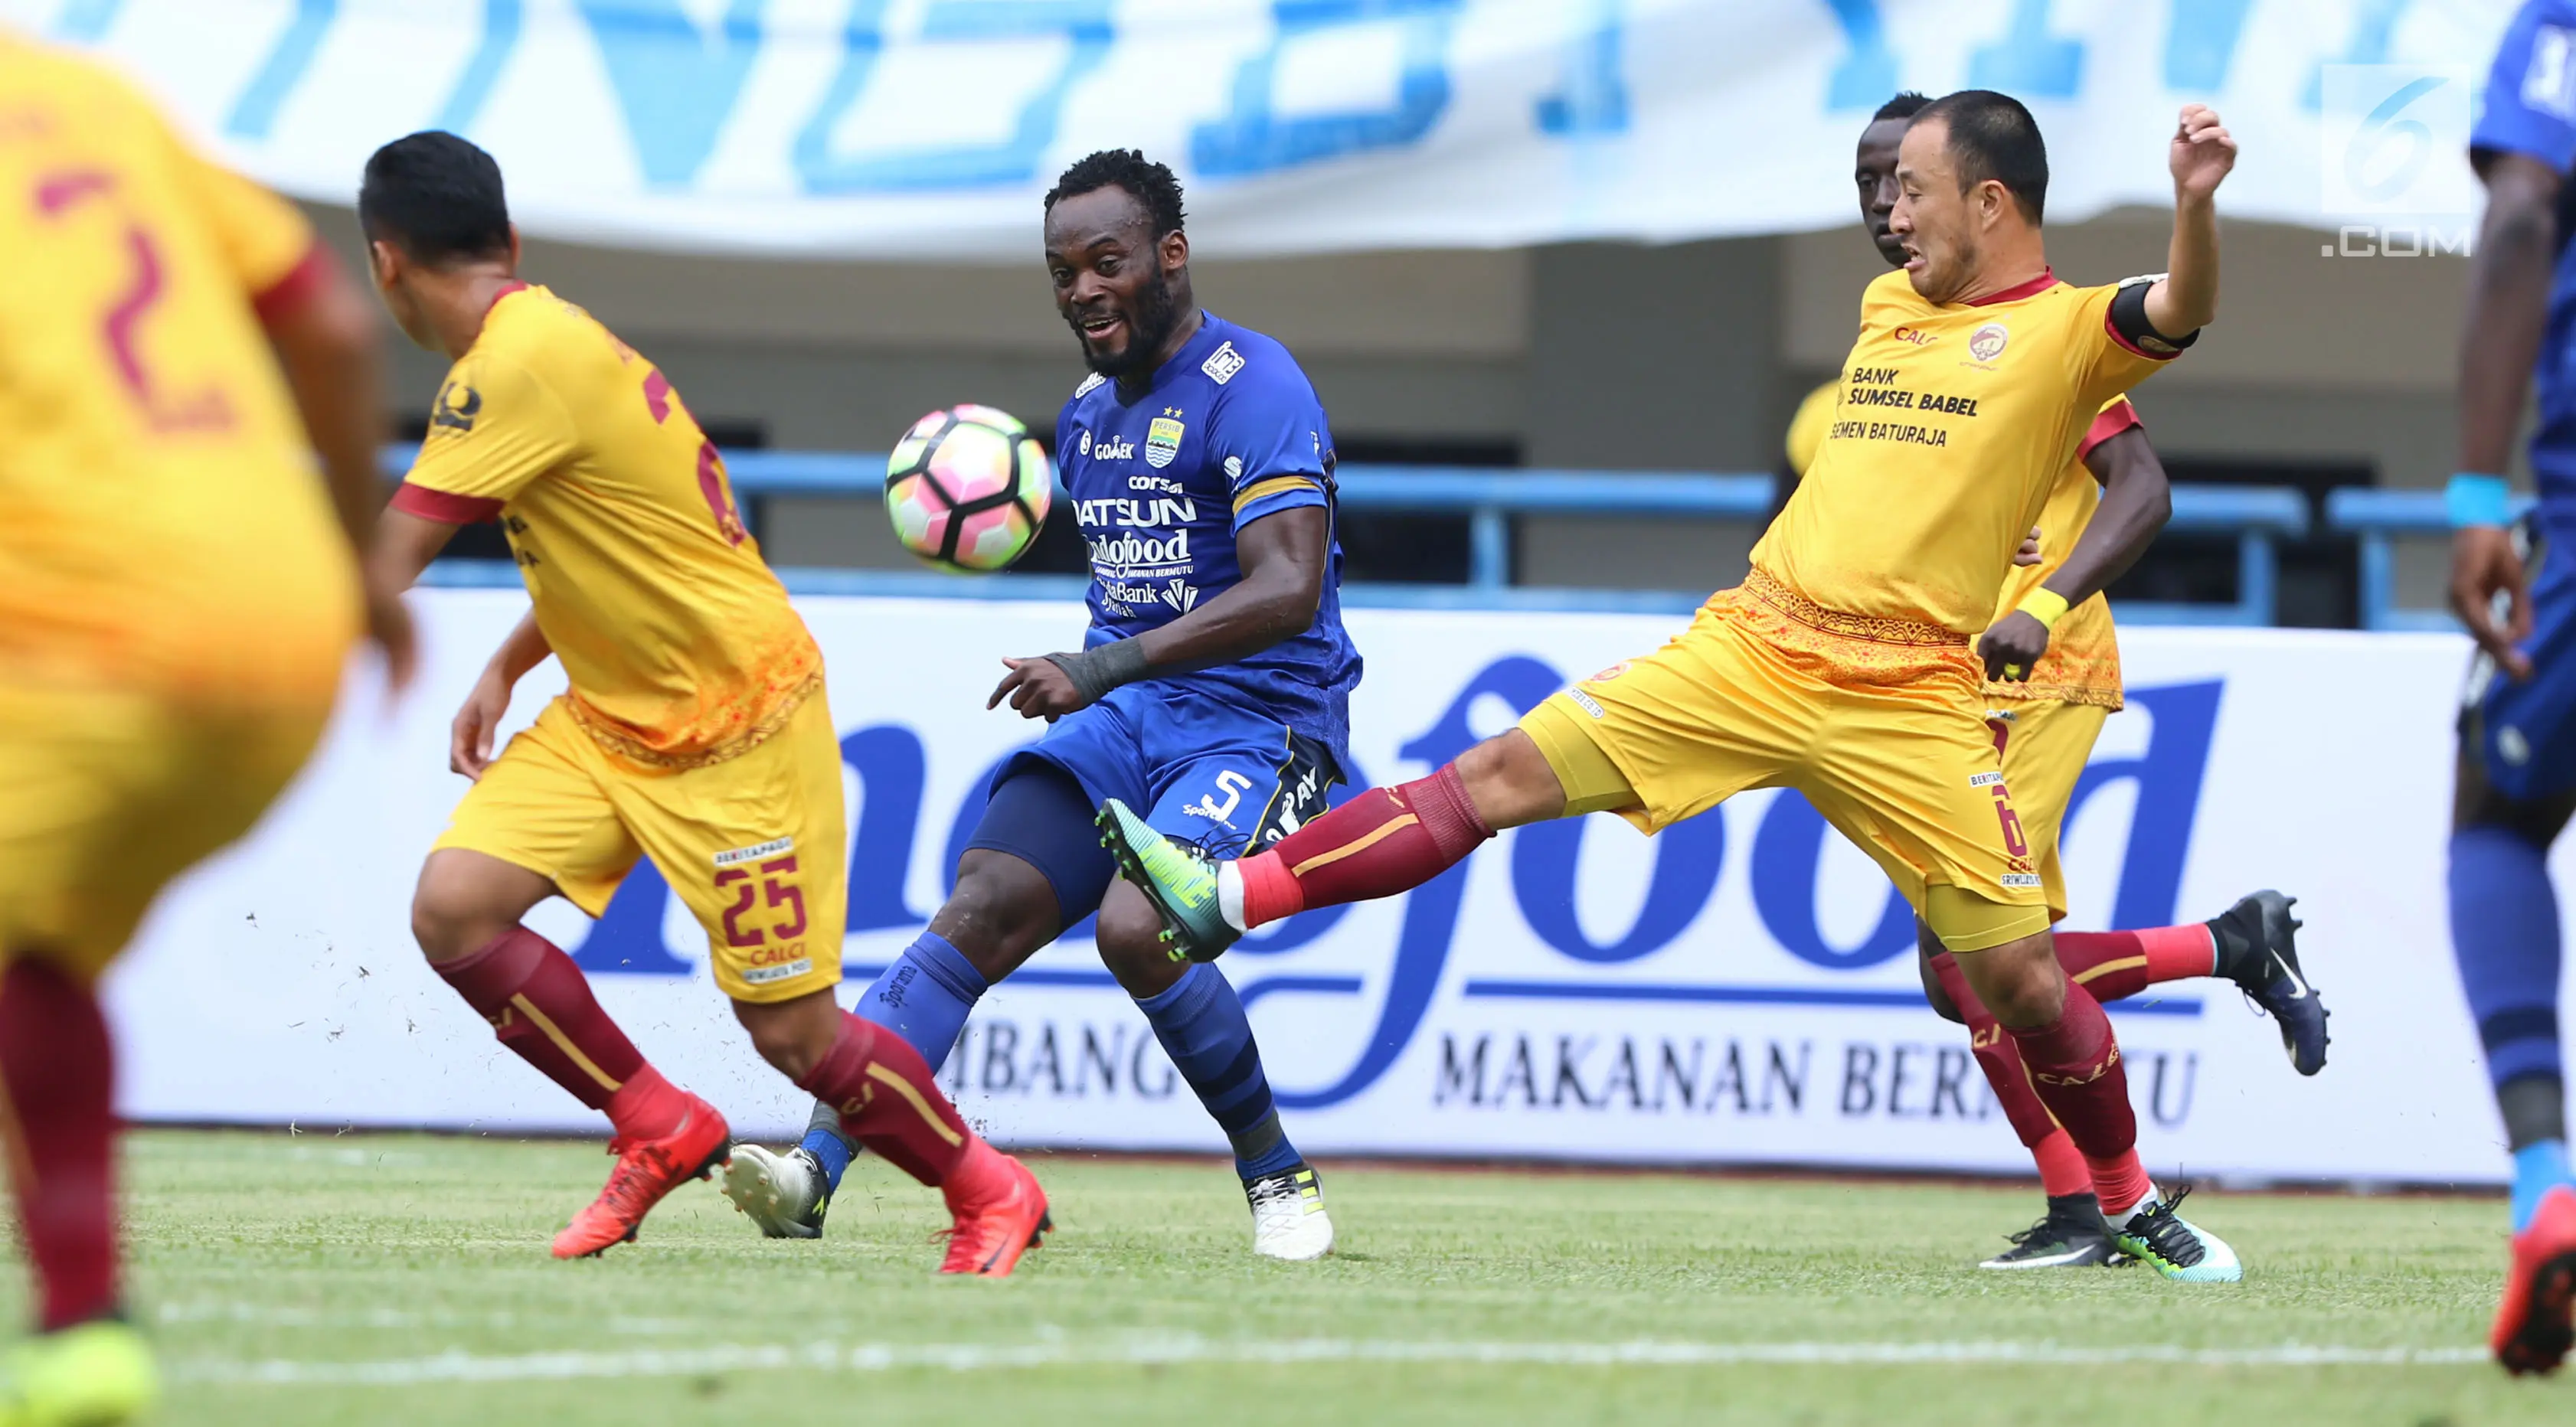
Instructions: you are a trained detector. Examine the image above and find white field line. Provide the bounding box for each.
[175,1337,2491,1385]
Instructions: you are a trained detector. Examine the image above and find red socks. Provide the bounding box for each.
[2052,925,2215,1002]
[1930,951,2111,1200]
[2003,980,2144,1207]
[437,929,657,1127]
[0,960,119,1329]
[1236,765,1494,929]
[797,1012,979,1189]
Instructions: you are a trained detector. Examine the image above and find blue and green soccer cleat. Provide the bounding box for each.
[0,1319,159,1427]
[2113,1186,2242,1283]
[1096,798,1239,962]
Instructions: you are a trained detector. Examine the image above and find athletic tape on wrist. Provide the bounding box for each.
[2448,472,2512,529]
[1044,638,1149,705]
[2016,588,2071,632]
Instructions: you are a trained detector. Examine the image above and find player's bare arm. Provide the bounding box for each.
[2451,151,2560,679]
[1979,429,2171,680]
[262,248,418,690]
[991,505,1329,719]
[2142,104,2235,338]
[370,505,462,593]
[449,609,553,779]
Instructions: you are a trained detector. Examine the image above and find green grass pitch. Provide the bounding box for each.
[25,1129,2574,1425]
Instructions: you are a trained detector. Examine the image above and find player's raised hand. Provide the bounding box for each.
[989,656,1085,720]
[1977,610,2051,684]
[2452,525,2535,681]
[2170,104,2237,201]
[449,664,513,779]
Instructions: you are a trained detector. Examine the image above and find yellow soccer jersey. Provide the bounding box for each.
[1751,268,2180,637]
[1986,400,2139,709]
[394,286,820,766]
[0,37,355,704]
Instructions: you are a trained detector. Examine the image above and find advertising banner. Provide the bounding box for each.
[7,0,2520,257]
[109,591,2519,1186]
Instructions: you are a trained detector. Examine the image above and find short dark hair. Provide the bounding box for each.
[1911,90,2048,224]
[1044,149,1185,238]
[359,131,512,264]
[1872,91,1931,122]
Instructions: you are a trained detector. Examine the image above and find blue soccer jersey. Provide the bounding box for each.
[1055,313,1361,760]
[2478,0,2576,529]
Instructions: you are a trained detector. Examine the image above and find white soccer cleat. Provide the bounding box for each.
[1246,1162,1335,1262]
[720,1143,830,1239]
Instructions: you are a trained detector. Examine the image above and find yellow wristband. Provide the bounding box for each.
[2016,588,2071,631]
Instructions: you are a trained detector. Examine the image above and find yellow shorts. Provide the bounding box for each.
[1989,697,2110,923]
[436,690,847,1004]
[0,682,332,978]
[1518,577,2050,952]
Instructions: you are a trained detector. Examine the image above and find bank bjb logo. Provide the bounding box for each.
[567,655,2223,1112]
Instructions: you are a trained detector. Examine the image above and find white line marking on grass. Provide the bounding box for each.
[174,1337,2492,1385]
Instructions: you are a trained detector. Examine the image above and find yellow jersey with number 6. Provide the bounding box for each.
[394,286,820,768]
[0,38,354,704]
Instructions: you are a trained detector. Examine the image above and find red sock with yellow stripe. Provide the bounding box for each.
[797,1012,981,1188]
[1234,765,1494,929]
[436,928,683,1138]
[2051,926,2215,1002]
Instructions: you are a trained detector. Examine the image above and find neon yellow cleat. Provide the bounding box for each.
[0,1320,159,1427]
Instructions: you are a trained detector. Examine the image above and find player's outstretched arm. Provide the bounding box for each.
[2143,104,2235,338]
[2450,152,2560,679]
[1978,430,2171,682]
[990,507,1329,720]
[264,251,417,690]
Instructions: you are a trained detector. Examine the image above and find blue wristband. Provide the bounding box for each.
[2448,473,2512,529]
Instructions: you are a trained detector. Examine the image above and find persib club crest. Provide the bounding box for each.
[1969,322,2009,363]
[1146,413,1185,469]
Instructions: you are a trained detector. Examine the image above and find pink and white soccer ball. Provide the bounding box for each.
[884,404,1054,572]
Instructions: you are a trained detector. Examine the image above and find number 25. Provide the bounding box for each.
[718,855,807,948]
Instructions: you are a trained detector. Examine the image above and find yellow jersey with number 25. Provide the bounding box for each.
[1751,267,2179,638]
[394,285,820,768]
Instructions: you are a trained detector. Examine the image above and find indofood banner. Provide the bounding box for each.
[8,0,2519,257]
[109,591,2515,1186]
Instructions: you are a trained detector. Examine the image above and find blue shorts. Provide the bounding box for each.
[966,683,1342,924]
[2470,524,2576,803]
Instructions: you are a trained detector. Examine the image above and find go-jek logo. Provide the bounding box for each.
[570,657,2221,1110]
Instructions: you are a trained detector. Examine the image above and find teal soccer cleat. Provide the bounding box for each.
[1096,798,1240,962]
[2113,1186,2243,1283]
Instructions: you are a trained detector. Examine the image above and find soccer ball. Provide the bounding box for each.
[884,405,1054,573]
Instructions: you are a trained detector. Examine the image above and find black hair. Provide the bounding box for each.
[1911,90,2048,224]
[358,131,512,264]
[1872,91,1931,122]
[1043,149,1186,238]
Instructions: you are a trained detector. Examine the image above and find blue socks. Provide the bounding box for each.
[800,932,989,1193]
[1137,963,1303,1181]
[2450,828,2565,1092]
[2516,1140,2574,1233]
[799,1099,855,1185]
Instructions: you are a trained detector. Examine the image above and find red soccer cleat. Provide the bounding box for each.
[936,1141,1051,1277]
[2494,1184,2576,1375]
[551,1093,731,1259]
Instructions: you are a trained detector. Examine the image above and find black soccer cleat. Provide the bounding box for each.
[2210,890,2329,1076]
[1979,1193,2119,1270]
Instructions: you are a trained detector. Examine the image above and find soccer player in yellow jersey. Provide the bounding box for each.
[359,132,1048,1273]
[1105,91,2244,1278]
[0,31,414,1425]
[1777,93,2329,1274]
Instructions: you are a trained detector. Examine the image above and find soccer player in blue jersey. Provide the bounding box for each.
[2447,0,2576,1373]
[722,149,1352,1260]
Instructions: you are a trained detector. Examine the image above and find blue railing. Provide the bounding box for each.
[2327,488,2542,633]
[386,446,2311,623]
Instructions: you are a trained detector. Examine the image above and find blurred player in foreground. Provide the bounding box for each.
[2442,0,2576,1375]
[361,132,1048,1274]
[728,149,1351,1261]
[1110,93,2244,1280]
[1789,92,2326,1273]
[0,33,414,1424]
